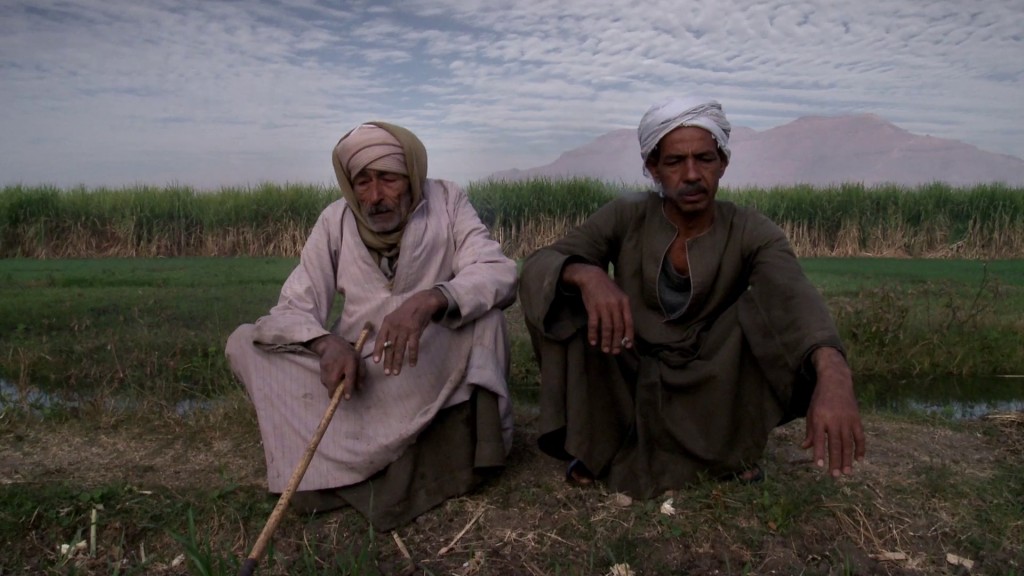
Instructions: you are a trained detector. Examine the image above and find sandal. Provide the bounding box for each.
[734,464,764,484]
[565,458,595,486]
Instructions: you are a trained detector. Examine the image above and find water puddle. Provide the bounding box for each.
[0,379,218,416]
[0,379,63,410]
[2,376,1021,420]
[858,375,1024,419]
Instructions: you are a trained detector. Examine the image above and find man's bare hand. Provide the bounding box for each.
[308,333,364,399]
[801,347,866,477]
[373,288,448,375]
[562,262,634,354]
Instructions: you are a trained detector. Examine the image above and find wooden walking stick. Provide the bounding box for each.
[239,322,374,576]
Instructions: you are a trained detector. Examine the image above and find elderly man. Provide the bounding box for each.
[519,97,865,498]
[227,122,517,529]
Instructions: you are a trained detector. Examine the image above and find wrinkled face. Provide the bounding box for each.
[645,126,727,221]
[352,169,412,233]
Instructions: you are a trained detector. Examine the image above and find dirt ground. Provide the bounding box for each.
[3,404,1022,575]
[0,409,1005,498]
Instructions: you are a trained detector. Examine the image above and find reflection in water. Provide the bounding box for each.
[858,375,1024,419]
[0,379,216,416]
[0,378,66,410]
[2,376,1022,420]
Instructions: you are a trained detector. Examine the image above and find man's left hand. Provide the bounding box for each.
[372,288,448,376]
[801,347,866,477]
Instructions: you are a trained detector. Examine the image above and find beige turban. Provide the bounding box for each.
[333,124,408,177]
[331,122,428,261]
[638,97,732,163]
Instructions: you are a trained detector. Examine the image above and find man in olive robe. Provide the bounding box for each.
[519,97,865,498]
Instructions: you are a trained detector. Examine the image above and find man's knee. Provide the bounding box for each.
[225,323,256,369]
[473,308,511,350]
[480,307,508,330]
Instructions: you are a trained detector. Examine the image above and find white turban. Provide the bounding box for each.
[638,97,732,163]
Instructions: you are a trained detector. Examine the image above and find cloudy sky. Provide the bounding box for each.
[2,0,1022,189]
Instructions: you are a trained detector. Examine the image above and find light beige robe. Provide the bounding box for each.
[227,179,516,492]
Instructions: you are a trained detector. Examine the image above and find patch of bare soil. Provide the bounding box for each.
[1,400,265,490]
[3,407,1021,575]
[0,409,1001,495]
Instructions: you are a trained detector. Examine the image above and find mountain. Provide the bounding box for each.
[487,114,1024,187]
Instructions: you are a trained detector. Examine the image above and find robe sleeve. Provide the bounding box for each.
[519,197,632,340]
[432,180,518,328]
[251,202,345,347]
[737,211,844,380]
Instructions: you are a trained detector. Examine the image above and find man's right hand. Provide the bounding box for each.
[308,334,364,399]
[562,262,634,354]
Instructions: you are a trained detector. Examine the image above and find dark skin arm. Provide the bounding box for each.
[307,334,364,399]
[566,262,866,477]
[801,346,867,477]
[307,288,447,396]
[561,262,634,354]
[372,288,449,376]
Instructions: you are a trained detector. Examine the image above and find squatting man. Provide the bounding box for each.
[519,96,866,496]
[227,121,517,530]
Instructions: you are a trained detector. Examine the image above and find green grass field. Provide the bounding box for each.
[803,257,1024,291]
[1,256,1022,575]
[2,257,1023,402]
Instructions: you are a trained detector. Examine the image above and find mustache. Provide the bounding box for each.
[367,205,394,216]
[662,183,708,195]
